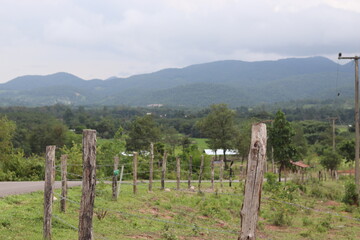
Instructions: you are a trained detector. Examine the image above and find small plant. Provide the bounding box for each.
[263,172,281,193]
[1,220,11,228]
[316,215,332,233]
[95,209,108,220]
[161,231,178,240]
[302,216,313,226]
[192,224,200,236]
[270,208,293,226]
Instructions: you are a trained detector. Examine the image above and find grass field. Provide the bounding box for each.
[0,177,360,240]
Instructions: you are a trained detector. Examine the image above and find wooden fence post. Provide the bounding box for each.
[60,154,68,213]
[149,143,154,192]
[112,156,119,200]
[176,156,181,190]
[198,155,204,192]
[117,165,124,196]
[44,145,56,240]
[133,152,138,194]
[229,166,233,187]
[211,157,215,191]
[78,130,97,240]
[239,123,267,240]
[161,151,168,190]
[188,156,193,189]
[220,157,224,189]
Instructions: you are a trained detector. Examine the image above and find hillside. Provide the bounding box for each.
[0,57,354,107]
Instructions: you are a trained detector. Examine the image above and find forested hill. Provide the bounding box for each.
[0,57,354,107]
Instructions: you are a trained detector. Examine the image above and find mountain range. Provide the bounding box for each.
[0,57,355,107]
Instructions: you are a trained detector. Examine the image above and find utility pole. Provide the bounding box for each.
[328,117,337,151]
[338,53,360,193]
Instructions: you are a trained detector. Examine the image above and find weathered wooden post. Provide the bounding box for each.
[198,155,204,192]
[44,145,56,240]
[149,142,154,192]
[188,156,193,189]
[239,123,267,240]
[176,156,181,190]
[78,130,97,240]
[229,166,233,187]
[133,152,138,194]
[220,157,224,189]
[60,154,68,213]
[112,156,119,200]
[161,151,168,190]
[211,157,215,190]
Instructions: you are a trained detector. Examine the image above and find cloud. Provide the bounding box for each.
[0,0,359,82]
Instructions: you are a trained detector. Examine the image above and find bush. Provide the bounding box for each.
[263,172,281,192]
[342,181,359,206]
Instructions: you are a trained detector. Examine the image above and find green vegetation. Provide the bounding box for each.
[1,179,360,239]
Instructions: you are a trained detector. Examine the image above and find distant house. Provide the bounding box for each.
[203,149,238,156]
[290,160,310,182]
[290,160,310,169]
[203,149,239,162]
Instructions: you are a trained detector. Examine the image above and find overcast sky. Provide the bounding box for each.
[0,0,359,83]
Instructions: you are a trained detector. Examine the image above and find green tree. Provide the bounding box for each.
[126,115,161,152]
[320,148,342,178]
[269,110,298,182]
[197,104,238,167]
[234,120,252,162]
[291,122,308,158]
[162,126,181,155]
[338,140,355,163]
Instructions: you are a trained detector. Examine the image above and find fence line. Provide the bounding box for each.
[55,172,360,224]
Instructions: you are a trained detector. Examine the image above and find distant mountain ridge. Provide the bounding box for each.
[0,57,354,107]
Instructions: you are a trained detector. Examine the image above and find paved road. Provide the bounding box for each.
[0,179,246,198]
[0,181,82,198]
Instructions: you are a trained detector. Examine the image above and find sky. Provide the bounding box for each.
[0,0,359,83]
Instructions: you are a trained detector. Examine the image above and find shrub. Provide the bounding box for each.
[263,172,281,192]
[342,181,359,206]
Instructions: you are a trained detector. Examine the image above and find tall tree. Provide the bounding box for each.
[268,110,298,182]
[126,115,161,152]
[197,104,238,167]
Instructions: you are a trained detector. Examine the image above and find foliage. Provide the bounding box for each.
[0,116,16,157]
[342,181,359,206]
[125,115,161,152]
[97,127,127,176]
[0,151,44,181]
[320,148,342,171]
[234,120,252,162]
[59,142,83,178]
[197,104,238,163]
[291,122,308,158]
[264,180,299,226]
[263,172,281,193]
[338,140,355,163]
[268,110,298,181]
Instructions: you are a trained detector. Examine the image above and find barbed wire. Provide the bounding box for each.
[52,214,78,231]
[104,207,239,235]
[57,194,239,236]
[262,197,360,222]
[53,214,109,240]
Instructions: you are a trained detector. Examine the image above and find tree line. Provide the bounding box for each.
[0,103,356,181]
